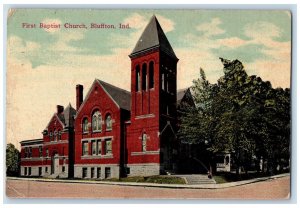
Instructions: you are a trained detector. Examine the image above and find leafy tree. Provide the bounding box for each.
[178,58,290,176]
[6,143,20,176]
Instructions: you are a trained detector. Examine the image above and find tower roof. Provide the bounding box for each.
[130,15,177,59]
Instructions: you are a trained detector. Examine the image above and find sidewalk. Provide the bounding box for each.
[6,173,290,190]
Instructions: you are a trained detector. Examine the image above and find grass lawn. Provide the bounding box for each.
[213,171,289,184]
[105,175,186,184]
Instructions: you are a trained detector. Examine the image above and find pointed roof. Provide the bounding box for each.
[63,103,76,128]
[130,15,177,59]
[97,79,131,111]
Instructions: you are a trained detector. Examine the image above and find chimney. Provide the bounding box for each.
[57,105,64,114]
[76,84,83,110]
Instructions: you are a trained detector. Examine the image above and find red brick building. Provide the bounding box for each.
[20,16,188,179]
[20,104,76,178]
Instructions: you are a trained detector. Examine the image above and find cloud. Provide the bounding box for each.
[217,37,248,49]
[244,21,281,40]
[156,14,175,33]
[181,19,290,89]
[196,18,225,37]
[123,13,148,30]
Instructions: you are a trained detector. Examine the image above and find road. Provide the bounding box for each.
[6,176,290,199]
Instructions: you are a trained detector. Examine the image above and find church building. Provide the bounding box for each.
[20,15,188,179]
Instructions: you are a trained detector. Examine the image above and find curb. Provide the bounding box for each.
[6,173,290,190]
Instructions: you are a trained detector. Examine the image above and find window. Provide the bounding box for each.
[97,167,101,178]
[92,140,96,155]
[39,167,42,176]
[149,61,154,89]
[39,146,42,157]
[97,140,102,155]
[162,73,165,90]
[105,139,112,155]
[91,167,95,178]
[28,167,31,176]
[54,130,57,141]
[62,166,65,172]
[82,141,89,156]
[24,167,27,176]
[28,147,32,158]
[92,111,102,132]
[45,167,48,172]
[106,114,112,131]
[83,118,89,133]
[126,167,130,175]
[49,131,53,141]
[135,65,140,92]
[46,148,49,157]
[105,167,111,178]
[142,63,147,90]
[142,133,147,152]
[25,147,28,158]
[82,168,87,178]
[58,131,62,140]
[166,73,169,92]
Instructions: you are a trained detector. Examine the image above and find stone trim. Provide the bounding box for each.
[21,157,44,161]
[43,140,68,146]
[21,144,43,148]
[135,114,155,119]
[131,151,160,156]
[81,154,113,159]
[81,136,113,142]
[74,163,120,167]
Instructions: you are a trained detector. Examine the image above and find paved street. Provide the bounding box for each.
[6,176,290,199]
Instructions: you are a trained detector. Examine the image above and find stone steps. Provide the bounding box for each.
[174,174,217,185]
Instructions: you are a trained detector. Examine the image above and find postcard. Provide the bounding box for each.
[6,8,291,199]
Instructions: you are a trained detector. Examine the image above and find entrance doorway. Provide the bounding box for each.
[51,154,59,175]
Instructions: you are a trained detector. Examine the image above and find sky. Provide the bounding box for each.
[6,9,291,149]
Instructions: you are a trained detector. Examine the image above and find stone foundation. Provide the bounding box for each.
[74,164,120,179]
[126,163,160,176]
[20,165,68,178]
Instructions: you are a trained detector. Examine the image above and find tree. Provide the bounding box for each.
[178,58,290,176]
[6,143,20,176]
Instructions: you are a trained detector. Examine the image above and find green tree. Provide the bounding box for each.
[6,143,20,176]
[178,58,290,176]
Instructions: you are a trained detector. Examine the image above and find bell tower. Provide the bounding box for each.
[127,15,179,175]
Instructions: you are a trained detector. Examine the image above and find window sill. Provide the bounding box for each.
[81,154,113,159]
[92,130,102,133]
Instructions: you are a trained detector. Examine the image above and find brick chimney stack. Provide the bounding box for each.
[57,105,64,114]
[76,84,83,110]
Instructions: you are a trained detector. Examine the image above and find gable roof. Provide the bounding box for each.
[76,79,131,116]
[97,79,131,111]
[130,15,177,59]
[177,88,189,104]
[177,87,195,107]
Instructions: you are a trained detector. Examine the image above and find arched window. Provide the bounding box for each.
[135,65,140,92]
[142,63,147,90]
[142,133,147,152]
[106,114,112,131]
[49,131,53,141]
[149,61,154,89]
[58,130,62,140]
[92,111,102,132]
[82,118,89,133]
[54,129,57,141]
[162,72,165,90]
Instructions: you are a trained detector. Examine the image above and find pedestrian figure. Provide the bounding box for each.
[207,171,212,179]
